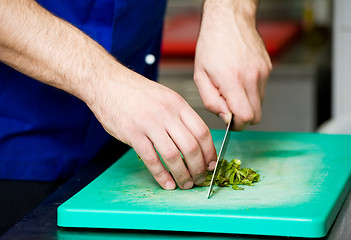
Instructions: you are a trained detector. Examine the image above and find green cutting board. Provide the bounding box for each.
[57,131,351,238]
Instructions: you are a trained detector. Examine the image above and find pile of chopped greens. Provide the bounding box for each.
[196,159,260,190]
[138,155,260,190]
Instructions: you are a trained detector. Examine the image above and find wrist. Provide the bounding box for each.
[203,0,258,24]
[75,53,124,111]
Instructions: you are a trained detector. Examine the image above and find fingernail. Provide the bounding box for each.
[219,113,231,124]
[165,181,175,190]
[195,176,206,185]
[208,161,216,170]
[183,181,194,189]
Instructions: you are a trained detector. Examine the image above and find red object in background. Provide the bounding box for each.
[257,21,301,57]
[161,13,301,58]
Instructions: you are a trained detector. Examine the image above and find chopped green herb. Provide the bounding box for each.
[196,158,260,190]
[137,154,259,190]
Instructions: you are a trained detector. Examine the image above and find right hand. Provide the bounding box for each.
[88,69,217,190]
[193,0,272,131]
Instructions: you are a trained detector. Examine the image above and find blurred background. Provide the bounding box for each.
[159,0,340,132]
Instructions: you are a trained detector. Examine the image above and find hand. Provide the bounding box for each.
[194,0,272,130]
[0,0,217,190]
[88,70,217,190]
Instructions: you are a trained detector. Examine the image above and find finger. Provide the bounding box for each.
[147,127,194,190]
[259,71,269,103]
[258,55,272,103]
[194,69,231,123]
[131,134,176,190]
[166,118,207,185]
[221,79,254,131]
[179,107,217,172]
[244,76,262,125]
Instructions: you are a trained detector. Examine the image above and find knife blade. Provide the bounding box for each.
[206,115,233,199]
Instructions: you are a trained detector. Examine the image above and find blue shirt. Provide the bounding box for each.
[0,0,167,181]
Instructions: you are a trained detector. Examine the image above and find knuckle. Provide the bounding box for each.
[193,72,200,83]
[142,153,158,166]
[251,114,262,125]
[260,60,272,78]
[267,59,273,72]
[231,70,242,84]
[196,124,211,141]
[261,66,270,79]
[154,168,169,179]
[240,111,255,124]
[247,69,260,83]
[169,90,183,102]
[156,102,170,115]
[192,166,206,176]
[202,98,216,111]
[184,140,199,156]
[163,148,180,163]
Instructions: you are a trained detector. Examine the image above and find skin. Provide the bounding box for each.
[0,0,215,190]
[195,0,272,130]
[0,0,271,190]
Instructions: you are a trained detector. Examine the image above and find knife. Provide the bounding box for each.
[206,114,233,199]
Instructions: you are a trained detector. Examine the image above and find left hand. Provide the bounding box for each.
[194,0,272,131]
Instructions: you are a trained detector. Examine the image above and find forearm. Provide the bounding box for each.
[203,0,258,18]
[0,0,124,106]
[0,0,219,190]
[202,0,259,33]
